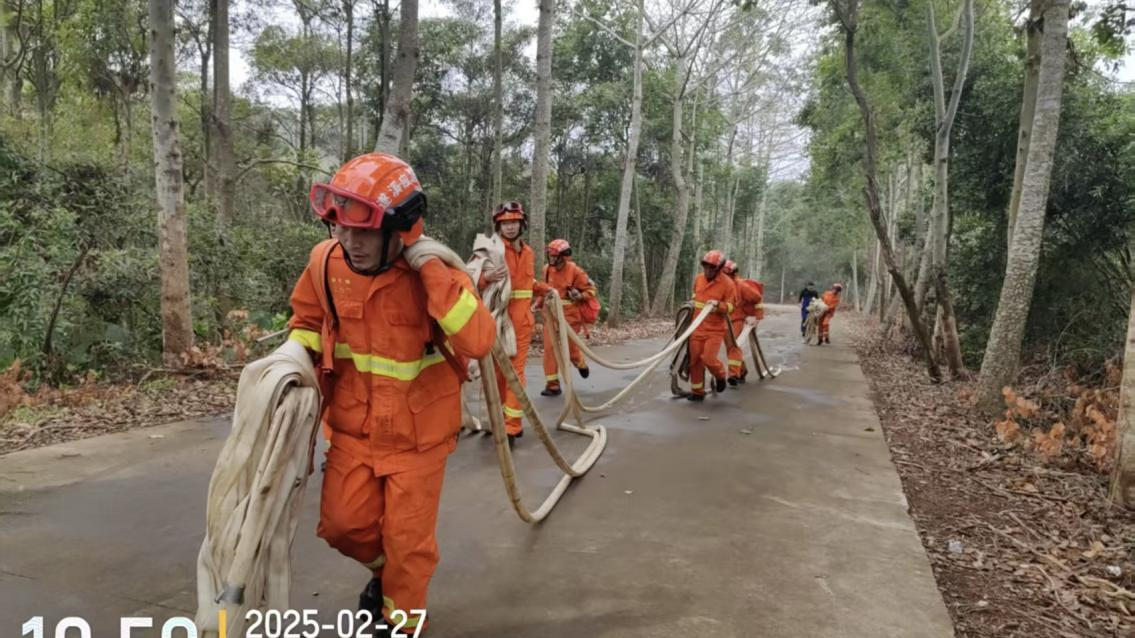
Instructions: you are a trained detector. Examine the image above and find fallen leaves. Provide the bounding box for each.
[850,318,1135,638]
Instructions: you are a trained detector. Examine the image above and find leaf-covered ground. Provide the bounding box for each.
[850,316,1135,638]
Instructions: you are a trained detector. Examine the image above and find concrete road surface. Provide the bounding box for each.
[0,305,953,637]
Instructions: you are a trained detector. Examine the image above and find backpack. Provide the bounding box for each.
[579,295,601,325]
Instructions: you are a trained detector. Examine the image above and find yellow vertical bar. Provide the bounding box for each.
[218,610,227,638]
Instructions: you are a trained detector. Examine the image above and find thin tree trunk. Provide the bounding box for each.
[754,178,769,280]
[1007,0,1043,249]
[833,0,940,380]
[649,67,692,316]
[491,0,503,205]
[528,0,554,272]
[976,0,1069,411]
[343,0,355,160]
[779,267,785,304]
[213,0,235,234]
[691,160,704,275]
[633,174,650,312]
[927,0,973,377]
[374,0,417,155]
[607,0,644,326]
[1110,279,1135,507]
[148,0,194,364]
[852,249,860,312]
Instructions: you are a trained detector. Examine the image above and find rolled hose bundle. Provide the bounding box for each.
[194,339,322,638]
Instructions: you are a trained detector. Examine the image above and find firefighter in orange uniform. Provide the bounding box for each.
[287,153,495,635]
[723,260,763,385]
[479,201,550,447]
[819,282,843,345]
[538,239,595,396]
[688,250,736,401]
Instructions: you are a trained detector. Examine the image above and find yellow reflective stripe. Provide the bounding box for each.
[503,405,525,419]
[511,290,533,299]
[439,288,479,335]
[364,554,386,571]
[381,596,423,628]
[692,301,706,309]
[289,329,323,352]
[725,302,735,313]
[728,359,743,366]
[691,382,704,389]
[333,343,446,381]
[546,374,559,382]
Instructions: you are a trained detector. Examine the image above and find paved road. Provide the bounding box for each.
[0,305,953,637]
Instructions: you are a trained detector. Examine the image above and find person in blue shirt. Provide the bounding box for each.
[799,281,819,336]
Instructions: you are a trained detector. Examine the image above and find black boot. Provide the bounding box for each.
[714,377,727,393]
[541,385,562,396]
[508,431,523,449]
[359,578,392,637]
[727,377,739,387]
[579,366,590,379]
[687,393,705,402]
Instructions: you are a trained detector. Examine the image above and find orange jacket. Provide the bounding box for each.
[730,277,764,322]
[692,272,736,334]
[821,290,841,314]
[539,259,596,324]
[288,240,495,474]
[480,240,551,332]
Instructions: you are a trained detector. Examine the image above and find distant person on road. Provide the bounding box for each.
[819,283,843,345]
[799,282,819,337]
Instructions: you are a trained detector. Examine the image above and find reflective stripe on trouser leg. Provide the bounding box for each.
[379,457,448,632]
[317,445,385,573]
[497,333,530,436]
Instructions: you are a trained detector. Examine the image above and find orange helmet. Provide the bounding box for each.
[493,201,527,226]
[547,239,572,258]
[309,153,426,237]
[701,250,725,269]
[723,259,738,275]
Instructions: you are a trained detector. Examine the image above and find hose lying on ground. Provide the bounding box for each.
[194,339,322,638]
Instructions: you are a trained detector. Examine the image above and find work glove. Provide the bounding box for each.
[568,288,583,302]
[744,316,758,328]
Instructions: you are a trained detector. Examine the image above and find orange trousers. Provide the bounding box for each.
[728,317,747,379]
[318,445,446,633]
[497,322,532,435]
[820,310,835,339]
[689,331,726,396]
[542,317,586,389]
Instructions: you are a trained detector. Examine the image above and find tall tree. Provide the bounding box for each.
[830,0,940,380]
[342,0,357,160]
[212,0,235,232]
[925,0,974,376]
[1006,0,1043,249]
[975,0,1070,410]
[374,0,416,155]
[529,0,554,272]
[148,0,194,364]
[490,0,502,205]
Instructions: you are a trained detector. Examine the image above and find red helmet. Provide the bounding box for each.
[701,250,725,269]
[547,239,571,258]
[723,259,738,275]
[493,201,527,226]
[309,153,426,238]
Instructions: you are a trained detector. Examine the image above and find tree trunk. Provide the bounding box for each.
[649,66,692,316]
[779,267,785,304]
[691,161,704,275]
[926,0,973,376]
[212,0,235,234]
[374,0,417,155]
[1110,282,1135,507]
[490,0,503,205]
[528,0,554,272]
[1007,0,1043,249]
[976,0,1068,411]
[0,0,19,113]
[754,179,769,280]
[834,0,940,380]
[148,0,194,365]
[606,0,644,326]
[343,0,355,160]
[198,29,211,198]
[852,249,860,312]
[634,174,650,312]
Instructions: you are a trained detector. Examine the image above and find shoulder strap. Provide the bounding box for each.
[310,239,340,328]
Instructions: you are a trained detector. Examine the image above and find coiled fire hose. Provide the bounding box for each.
[669,303,778,397]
